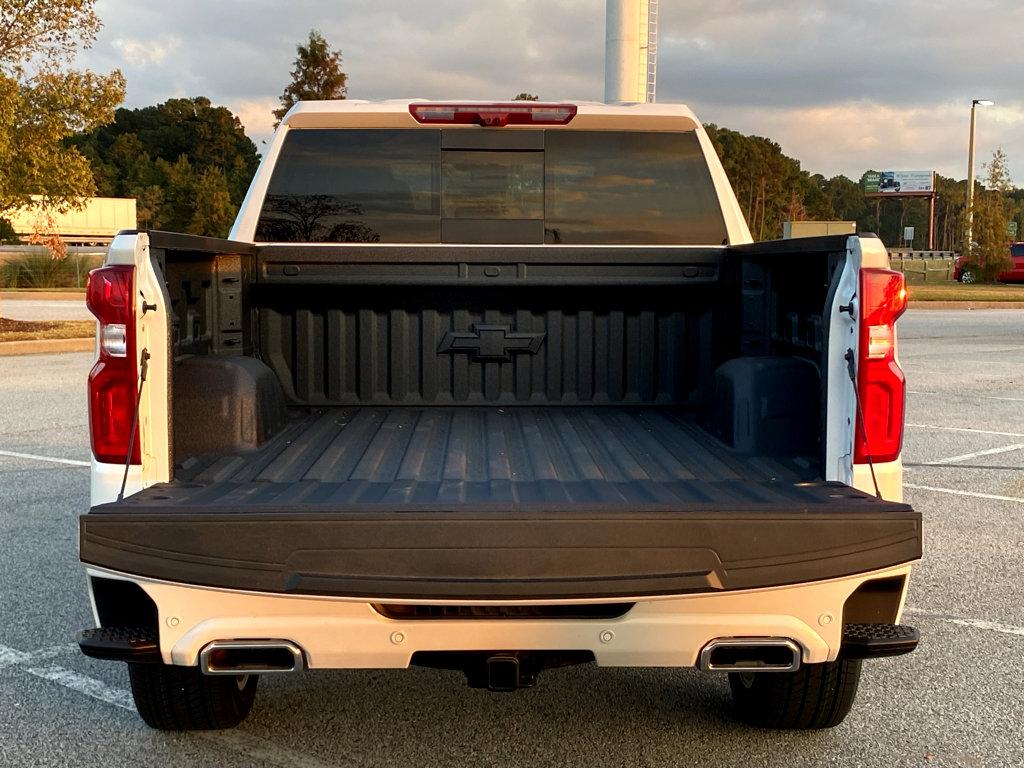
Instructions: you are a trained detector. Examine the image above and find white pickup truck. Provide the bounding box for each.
[78,100,920,731]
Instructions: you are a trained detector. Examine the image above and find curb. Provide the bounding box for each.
[0,290,86,301]
[909,301,1024,310]
[0,338,93,356]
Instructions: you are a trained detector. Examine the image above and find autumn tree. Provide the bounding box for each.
[0,0,125,222]
[513,92,539,101]
[273,29,347,126]
[972,148,1013,278]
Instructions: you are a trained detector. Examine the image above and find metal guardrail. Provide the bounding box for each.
[887,250,956,261]
[889,253,955,283]
[0,245,107,258]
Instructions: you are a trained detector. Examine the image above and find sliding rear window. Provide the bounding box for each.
[255,129,727,245]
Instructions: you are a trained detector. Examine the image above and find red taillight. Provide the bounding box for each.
[86,265,140,465]
[855,268,908,464]
[409,102,577,127]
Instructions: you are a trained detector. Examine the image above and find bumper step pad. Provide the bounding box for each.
[78,627,160,663]
[842,623,920,659]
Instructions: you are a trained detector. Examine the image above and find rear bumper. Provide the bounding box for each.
[80,498,921,600]
[84,563,916,668]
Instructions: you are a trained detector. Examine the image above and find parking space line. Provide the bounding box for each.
[905,483,1024,505]
[905,608,1024,638]
[0,642,77,669]
[0,644,31,667]
[923,442,1024,466]
[0,449,90,467]
[1,640,325,766]
[906,423,1024,438]
[908,391,1024,403]
[26,663,136,709]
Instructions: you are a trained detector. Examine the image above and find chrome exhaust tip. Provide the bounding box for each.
[199,640,305,675]
[698,638,801,673]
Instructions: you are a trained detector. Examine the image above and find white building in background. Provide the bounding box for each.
[6,196,137,246]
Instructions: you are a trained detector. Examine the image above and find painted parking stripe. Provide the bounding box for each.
[905,483,1024,505]
[923,442,1024,466]
[0,641,325,766]
[905,608,1024,638]
[0,449,89,467]
[26,663,136,710]
[906,423,1024,438]
[27,662,329,766]
[908,391,1024,404]
[0,644,30,667]
[0,642,76,669]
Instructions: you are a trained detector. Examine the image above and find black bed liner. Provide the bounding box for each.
[82,407,921,599]
[151,406,818,508]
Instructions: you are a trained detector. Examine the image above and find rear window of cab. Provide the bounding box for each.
[255,129,728,245]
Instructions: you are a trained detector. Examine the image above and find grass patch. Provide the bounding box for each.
[0,252,103,289]
[0,318,95,342]
[908,283,1024,302]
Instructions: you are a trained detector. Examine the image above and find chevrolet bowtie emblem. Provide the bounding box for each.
[438,324,546,362]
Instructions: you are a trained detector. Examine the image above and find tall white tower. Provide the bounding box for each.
[604,0,658,103]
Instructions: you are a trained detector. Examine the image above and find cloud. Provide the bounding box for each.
[702,100,1024,182]
[112,35,180,66]
[77,0,1024,185]
[228,98,279,143]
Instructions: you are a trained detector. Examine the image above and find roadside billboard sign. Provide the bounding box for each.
[864,170,935,195]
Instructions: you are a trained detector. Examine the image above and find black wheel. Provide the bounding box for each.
[128,662,258,730]
[960,269,976,284]
[728,658,862,730]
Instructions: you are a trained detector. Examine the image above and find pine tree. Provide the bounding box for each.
[189,168,235,238]
[273,30,347,127]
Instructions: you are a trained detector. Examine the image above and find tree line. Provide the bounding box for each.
[68,97,259,235]
[705,125,1022,258]
[1,4,1020,273]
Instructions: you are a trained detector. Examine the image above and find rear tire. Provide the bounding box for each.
[728,658,862,730]
[128,662,258,730]
[960,269,976,284]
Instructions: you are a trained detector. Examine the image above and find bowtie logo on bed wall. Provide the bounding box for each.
[438,325,547,362]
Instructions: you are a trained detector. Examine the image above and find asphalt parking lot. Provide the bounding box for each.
[0,308,1021,767]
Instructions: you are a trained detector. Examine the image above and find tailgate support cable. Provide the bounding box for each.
[117,348,151,502]
[844,348,882,500]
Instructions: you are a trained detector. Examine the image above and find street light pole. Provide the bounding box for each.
[966,99,994,254]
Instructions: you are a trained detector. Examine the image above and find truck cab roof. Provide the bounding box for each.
[280,99,703,132]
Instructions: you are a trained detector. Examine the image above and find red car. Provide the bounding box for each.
[954,242,1024,283]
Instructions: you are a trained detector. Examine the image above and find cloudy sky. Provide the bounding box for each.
[78,0,1022,185]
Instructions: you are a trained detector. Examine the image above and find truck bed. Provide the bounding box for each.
[130,406,821,509]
